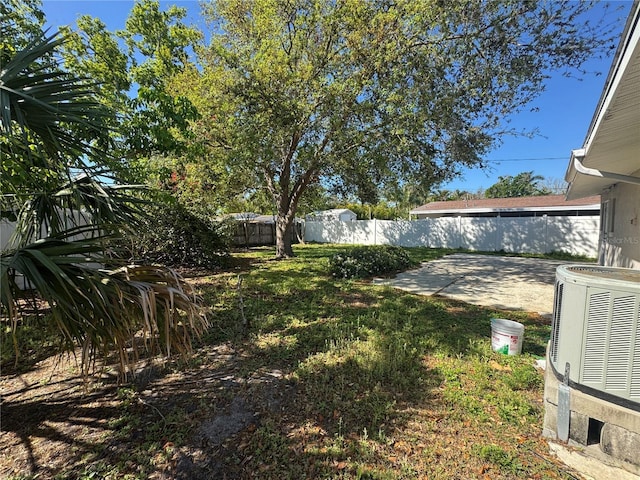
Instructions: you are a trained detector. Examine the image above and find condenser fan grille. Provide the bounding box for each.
[551,265,640,405]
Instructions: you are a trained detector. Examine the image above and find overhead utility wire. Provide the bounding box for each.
[484,156,566,162]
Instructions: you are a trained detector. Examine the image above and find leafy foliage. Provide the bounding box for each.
[329,245,416,279]
[59,1,234,228]
[54,0,619,257]
[1,238,207,370]
[184,0,618,257]
[118,201,232,269]
[338,202,401,220]
[0,0,47,66]
[60,0,202,162]
[485,171,551,198]
[0,19,207,375]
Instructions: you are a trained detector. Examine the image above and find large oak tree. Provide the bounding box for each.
[186,0,617,258]
[56,0,618,258]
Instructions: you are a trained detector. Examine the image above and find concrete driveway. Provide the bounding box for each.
[373,253,572,315]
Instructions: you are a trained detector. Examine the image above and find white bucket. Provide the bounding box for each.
[491,318,524,355]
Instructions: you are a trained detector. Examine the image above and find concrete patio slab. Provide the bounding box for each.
[373,253,576,315]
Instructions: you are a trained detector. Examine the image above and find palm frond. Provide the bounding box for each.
[1,236,208,374]
[1,25,208,378]
[0,29,113,163]
[6,174,147,249]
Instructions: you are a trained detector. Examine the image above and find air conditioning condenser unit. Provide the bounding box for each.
[549,265,640,406]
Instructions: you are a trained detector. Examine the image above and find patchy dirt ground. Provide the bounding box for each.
[1,342,296,479]
[1,249,582,480]
[0,338,577,480]
[0,253,283,479]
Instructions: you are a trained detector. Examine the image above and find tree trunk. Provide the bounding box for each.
[275,214,294,258]
[270,151,317,259]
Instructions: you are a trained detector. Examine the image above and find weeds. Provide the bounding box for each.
[2,244,577,479]
[329,245,416,278]
[474,444,524,474]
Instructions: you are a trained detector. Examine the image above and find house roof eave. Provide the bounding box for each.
[566,1,640,199]
[410,204,600,216]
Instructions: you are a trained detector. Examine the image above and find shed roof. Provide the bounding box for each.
[410,195,600,216]
[226,212,260,220]
[307,208,356,216]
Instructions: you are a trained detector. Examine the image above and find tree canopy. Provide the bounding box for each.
[485,171,552,198]
[183,0,616,257]
[60,0,201,172]
[38,0,618,257]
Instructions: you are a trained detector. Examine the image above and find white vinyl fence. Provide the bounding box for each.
[1,209,93,251]
[0,220,15,251]
[305,215,600,257]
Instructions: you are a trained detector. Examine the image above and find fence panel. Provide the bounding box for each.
[304,220,324,243]
[2,214,601,255]
[428,217,460,248]
[375,220,425,247]
[304,215,600,257]
[304,220,355,245]
[1,209,93,251]
[351,220,375,245]
[499,217,547,253]
[460,217,498,251]
[0,220,14,251]
[231,221,302,247]
[546,216,600,256]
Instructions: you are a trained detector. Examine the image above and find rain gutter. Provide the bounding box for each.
[570,149,640,187]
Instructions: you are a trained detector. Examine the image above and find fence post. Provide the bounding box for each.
[544,214,549,253]
[373,218,377,245]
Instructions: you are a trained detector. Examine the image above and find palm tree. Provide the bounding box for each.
[0,29,207,376]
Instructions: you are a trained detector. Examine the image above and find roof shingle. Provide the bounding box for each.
[411,194,600,213]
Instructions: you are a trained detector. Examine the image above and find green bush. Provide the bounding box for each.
[329,245,415,279]
[120,202,232,269]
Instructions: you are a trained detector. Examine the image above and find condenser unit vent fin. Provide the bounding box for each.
[550,281,564,363]
[582,292,610,384]
[605,296,635,390]
[630,302,640,400]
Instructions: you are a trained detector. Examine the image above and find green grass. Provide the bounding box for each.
[3,244,577,479]
[1,314,62,370]
[192,244,571,479]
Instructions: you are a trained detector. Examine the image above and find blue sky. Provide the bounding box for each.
[41,0,634,193]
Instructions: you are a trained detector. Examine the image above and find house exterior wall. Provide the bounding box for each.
[600,181,640,269]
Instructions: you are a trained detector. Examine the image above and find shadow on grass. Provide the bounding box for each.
[1,245,554,479]
[1,389,120,477]
[0,347,248,479]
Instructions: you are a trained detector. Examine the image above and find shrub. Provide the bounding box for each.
[329,245,415,279]
[119,202,232,269]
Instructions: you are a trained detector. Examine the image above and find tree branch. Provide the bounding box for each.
[263,166,278,203]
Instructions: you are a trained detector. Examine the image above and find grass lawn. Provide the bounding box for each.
[1,244,577,479]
